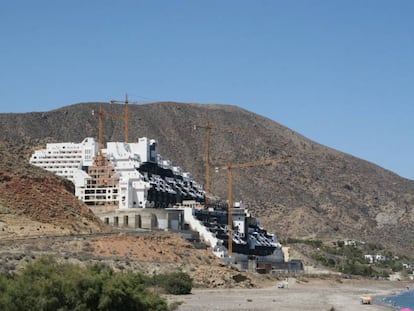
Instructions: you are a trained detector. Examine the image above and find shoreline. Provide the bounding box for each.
[166,278,412,311]
[374,288,414,310]
[372,295,396,310]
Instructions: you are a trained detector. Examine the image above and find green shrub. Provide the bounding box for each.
[153,272,192,295]
[0,257,168,311]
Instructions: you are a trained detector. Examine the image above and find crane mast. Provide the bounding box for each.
[93,95,130,162]
[109,94,129,143]
[227,160,233,257]
[194,123,247,205]
[205,125,211,196]
[124,94,128,143]
[217,158,289,258]
[98,104,104,157]
[93,104,106,164]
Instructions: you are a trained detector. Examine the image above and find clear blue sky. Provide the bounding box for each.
[1,1,413,179]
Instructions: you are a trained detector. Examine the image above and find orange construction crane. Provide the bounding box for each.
[92,95,129,163]
[215,158,289,258]
[109,94,129,143]
[194,123,249,204]
[91,104,107,163]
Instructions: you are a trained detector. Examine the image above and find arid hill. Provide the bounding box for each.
[1,102,414,255]
[0,141,105,236]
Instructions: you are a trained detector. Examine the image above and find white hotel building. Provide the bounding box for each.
[29,137,97,185]
[30,137,204,210]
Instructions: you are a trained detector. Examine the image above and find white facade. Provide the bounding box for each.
[30,136,203,210]
[130,137,158,163]
[364,254,386,263]
[29,137,97,182]
[103,142,151,208]
[233,208,247,237]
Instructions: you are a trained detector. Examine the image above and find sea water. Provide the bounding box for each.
[382,290,414,309]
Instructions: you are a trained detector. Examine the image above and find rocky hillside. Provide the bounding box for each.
[1,102,414,255]
[0,141,105,236]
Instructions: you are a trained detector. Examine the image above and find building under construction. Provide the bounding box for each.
[30,136,205,210]
[29,102,298,271]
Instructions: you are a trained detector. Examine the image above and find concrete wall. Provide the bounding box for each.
[99,208,183,231]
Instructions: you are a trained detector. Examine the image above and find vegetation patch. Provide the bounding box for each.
[232,273,248,283]
[152,271,193,295]
[0,256,192,311]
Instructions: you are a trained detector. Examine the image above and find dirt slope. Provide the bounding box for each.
[0,141,105,236]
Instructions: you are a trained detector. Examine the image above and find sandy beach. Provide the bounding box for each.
[167,278,412,311]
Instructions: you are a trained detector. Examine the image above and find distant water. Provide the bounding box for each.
[381,290,414,309]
